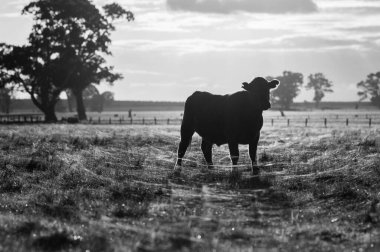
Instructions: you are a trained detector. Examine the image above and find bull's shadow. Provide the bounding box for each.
[170,165,274,191]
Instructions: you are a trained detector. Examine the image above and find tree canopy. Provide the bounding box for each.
[269,71,303,110]
[306,73,333,108]
[357,72,380,108]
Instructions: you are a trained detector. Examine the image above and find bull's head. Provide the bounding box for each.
[242,77,280,110]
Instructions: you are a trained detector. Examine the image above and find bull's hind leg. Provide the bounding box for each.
[228,142,239,172]
[175,124,194,167]
[201,139,213,168]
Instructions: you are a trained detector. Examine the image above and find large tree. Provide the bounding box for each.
[0,0,133,122]
[270,71,304,110]
[0,42,76,121]
[306,73,333,108]
[357,72,380,108]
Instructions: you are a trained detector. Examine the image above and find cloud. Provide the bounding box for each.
[124,69,168,76]
[167,0,317,14]
[113,34,376,55]
[340,25,380,33]
[0,13,23,18]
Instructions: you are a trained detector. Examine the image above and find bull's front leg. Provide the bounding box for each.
[201,139,213,169]
[249,132,260,175]
[228,142,239,172]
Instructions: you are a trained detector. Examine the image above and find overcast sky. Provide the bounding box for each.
[1,0,380,101]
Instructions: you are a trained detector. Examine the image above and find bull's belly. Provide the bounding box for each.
[195,126,259,146]
[195,127,226,146]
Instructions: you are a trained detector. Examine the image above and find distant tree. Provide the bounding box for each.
[357,72,380,108]
[55,99,67,113]
[101,91,115,107]
[83,84,100,109]
[269,71,304,111]
[306,73,333,108]
[89,91,114,113]
[0,0,133,122]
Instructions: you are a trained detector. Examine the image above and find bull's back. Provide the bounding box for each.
[183,92,227,144]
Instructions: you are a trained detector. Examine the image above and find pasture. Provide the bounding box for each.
[0,119,380,251]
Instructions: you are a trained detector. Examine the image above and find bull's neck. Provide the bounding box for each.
[247,91,264,112]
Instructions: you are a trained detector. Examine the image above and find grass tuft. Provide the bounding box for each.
[33,232,81,251]
[0,164,23,193]
[113,202,149,218]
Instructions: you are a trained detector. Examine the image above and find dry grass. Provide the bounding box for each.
[0,124,379,251]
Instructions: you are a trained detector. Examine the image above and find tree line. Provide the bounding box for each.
[268,70,380,113]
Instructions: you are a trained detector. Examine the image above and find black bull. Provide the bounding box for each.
[175,77,280,174]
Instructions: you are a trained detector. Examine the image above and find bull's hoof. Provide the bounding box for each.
[251,166,260,176]
[200,166,211,173]
[172,165,182,176]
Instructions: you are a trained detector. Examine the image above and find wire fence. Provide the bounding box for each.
[0,113,379,128]
[0,114,44,124]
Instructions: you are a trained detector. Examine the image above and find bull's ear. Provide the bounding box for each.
[242,82,249,91]
[268,79,280,89]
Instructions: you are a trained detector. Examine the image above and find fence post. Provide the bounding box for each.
[369,118,372,128]
[287,119,290,127]
[346,118,349,126]
[98,117,101,124]
[109,118,112,124]
[143,118,145,125]
[154,118,157,125]
[324,118,327,128]
[271,119,274,126]
[167,118,170,125]
[119,118,122,124]
[305,118,308,127]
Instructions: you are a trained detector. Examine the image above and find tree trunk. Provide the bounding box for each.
[44,104,58,123]
[28,93,58,123]
[74,89,87,121]
[5,95,11,114]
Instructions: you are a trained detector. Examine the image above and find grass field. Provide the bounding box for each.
[0,123,380,251]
